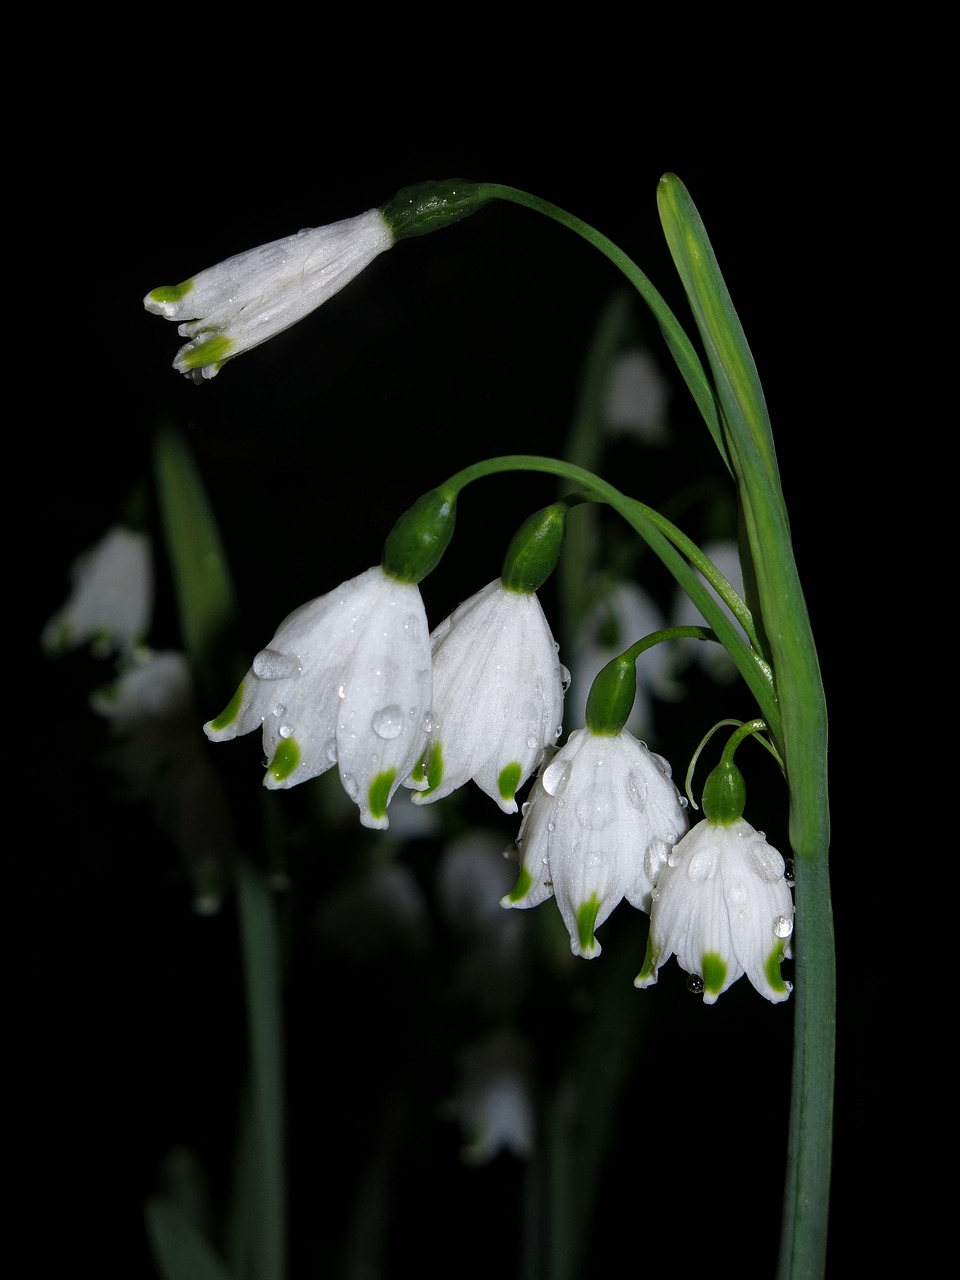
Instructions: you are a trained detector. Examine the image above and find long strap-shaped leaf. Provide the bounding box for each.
[657,174,835,1280]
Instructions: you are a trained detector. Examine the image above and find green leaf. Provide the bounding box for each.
[153,421,240,706]
[145,1196,237,1280]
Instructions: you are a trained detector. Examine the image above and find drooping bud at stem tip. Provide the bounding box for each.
[380,181,491,241]
[500,502,568,595]
[381,488,457,584]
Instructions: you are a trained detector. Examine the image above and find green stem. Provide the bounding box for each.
[475,183,730,469]
[444,454,779,739]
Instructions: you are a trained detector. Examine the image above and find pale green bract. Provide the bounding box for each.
[144,209,394,380]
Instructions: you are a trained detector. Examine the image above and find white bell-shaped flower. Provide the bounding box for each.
[636,816,794,1003]
[204,566,431,830]
[407,580,567,813]
[41,526,152,658]
[501,726,689,957]
[144,210,394,380]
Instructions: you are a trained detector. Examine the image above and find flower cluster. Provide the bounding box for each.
[204,567,567,832]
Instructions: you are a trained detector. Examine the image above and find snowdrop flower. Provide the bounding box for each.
[605,347,671,444]
[204,566,432,830]
[41,526,152,658]
[407,579,567,814]
[636,757,794,1003]
[144,210,394,380]
[501,725,688,958]
[448,1029,535,1165]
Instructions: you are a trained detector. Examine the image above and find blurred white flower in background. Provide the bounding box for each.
[41,526,152,659]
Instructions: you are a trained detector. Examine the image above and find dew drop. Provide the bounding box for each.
[272,704,286,720]
[687,973,704,994]
[521,801,531,818]
[341,772,360,801]
[560,665,572,692]
[253,648,301,680]
[278,724,293,739]
[323,737,338,764]
[371,704,404,739]
[526,735,539,750]
[541,758,567,796]
[576,793,613,831]
[422,711,435,734]
[678,796,689,809]
[774,914,794,939]
[547,821,555,832]
[785,859,796,887]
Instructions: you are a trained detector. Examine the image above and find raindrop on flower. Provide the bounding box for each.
[278,724,293,739]
[774,914,794,939]
[575,792,613,830]
[785,859,796,887]
[541,758,567,796]
[560,665,572,692]
[687,973,705,994]
[323,737,338,763]
[371,704,404,739]
[253,648,301,679]
[341,772,360,801]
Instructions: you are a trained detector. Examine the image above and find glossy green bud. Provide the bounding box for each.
[380,180,491,241]
[584,655,637,736]
[500,503,567,595]
[381,487,457,584]
[701,760,747,825]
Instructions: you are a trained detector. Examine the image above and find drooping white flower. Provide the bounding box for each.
[144,210,394,380]
[670,539,746,686]
[204,566,432,830]
[501,726,689,957]
[605,347,671,444]
[407,580,567,813]
[635,817,794,1004]
[448,1028,535,1165]
[41,526,152,658]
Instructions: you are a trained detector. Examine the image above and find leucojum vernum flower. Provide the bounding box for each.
[128,177,833,1278]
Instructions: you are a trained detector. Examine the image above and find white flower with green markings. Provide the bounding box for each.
[204,566,431,830]
[636,816,795,1004]
[144,210,394,380]
[407,580,567,814]
[501,726,689,957]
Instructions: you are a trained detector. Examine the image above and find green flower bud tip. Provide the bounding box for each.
[498,762,522,804]
[701,952,728,999]
[382,488,457,584]
[576,894,602,957]
[501,503,567,595]
[368,769,397,821]
[584,655,637,736]
[268,737,300,783]
[507,865,533,903]
[178,333,234,377]
[209,680,245,732]
[701,761,747,825]
[764,942,790,995]
[380,180,490,241]
[147,279,196,307]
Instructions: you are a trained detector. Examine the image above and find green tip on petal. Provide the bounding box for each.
[368,769,397,820]
[635,934,659,986]
[498,761,522,803]
[701,951,728,997]
[765,943,789,994]
[179,333,234,372]
[148,278,195,305]
[507,866,533,903]
[209,681,245,731]
[267,737,300,782]
[576,894,601,955]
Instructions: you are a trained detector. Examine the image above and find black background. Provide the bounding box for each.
[28,104,875,1279]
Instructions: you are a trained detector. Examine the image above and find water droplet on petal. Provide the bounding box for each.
[253,648,301,679]
[687,973,704,994]
[785,859,796,887]
[774,914,794,939]
[541,758,567,796]
[273,704,286,719]
[560,665,572,692]
[278,724,293,739]
[341,772,359,801]
[371,704,404,739]
[526,735,539,750]
[678,795,689,809]
[323,737,338,764]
